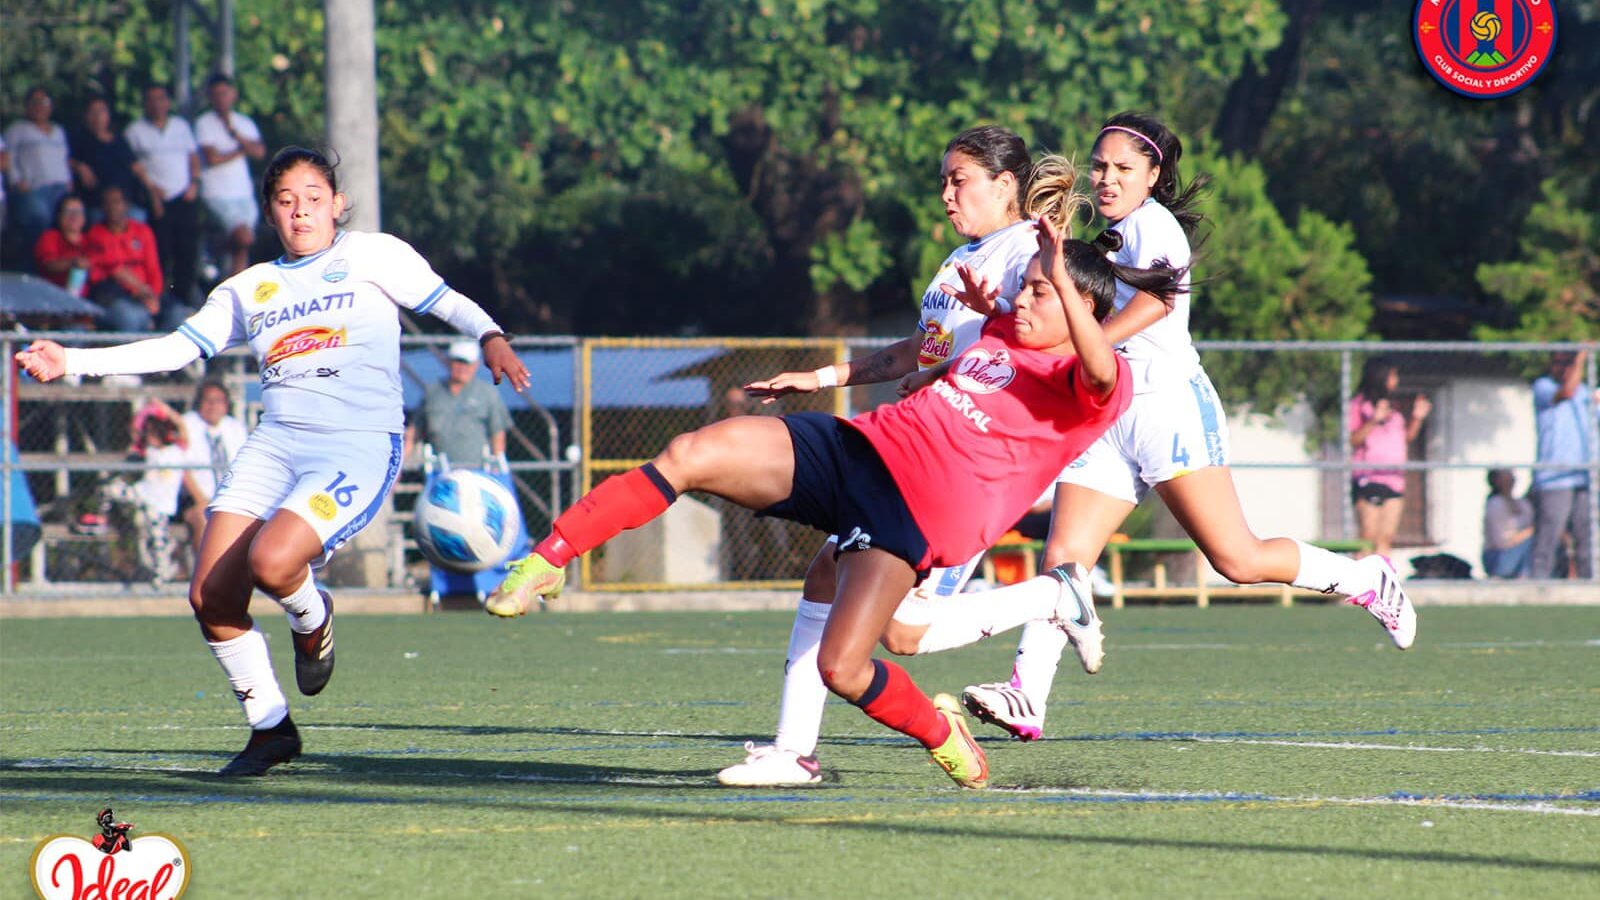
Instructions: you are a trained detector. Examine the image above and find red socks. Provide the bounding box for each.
[853,659,952,749]
[534,464,677,567]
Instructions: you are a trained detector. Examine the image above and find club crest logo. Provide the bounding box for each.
[1413,0,1557,99]
[29,808,190,899]
[951,349,1017,395]
[322,258,350,283]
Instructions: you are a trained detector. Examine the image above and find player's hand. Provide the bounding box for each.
[744,370,824,404]
[1036,216,1070,287]
[938,262,1001,316]
[482,335,531,392]
[1372,398,1393,422]
[14,340,67,382]
[896,367,939,398]
[1411,395,1432,420]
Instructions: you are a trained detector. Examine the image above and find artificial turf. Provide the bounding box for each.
[2,605,1596,897]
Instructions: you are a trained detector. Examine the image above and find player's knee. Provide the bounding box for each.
[654,431,713,488]
[1206,548,1264,585]
[878,628,921,657]
[246,539,310,592]
[814,653,871,701]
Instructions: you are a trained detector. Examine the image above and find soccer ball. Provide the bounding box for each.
[1470,11,1501,41]
[413,470,522,573]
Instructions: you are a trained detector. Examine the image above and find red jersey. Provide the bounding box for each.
[848,317,1131,567]
[86,220,163,295]
[32,230,91,292]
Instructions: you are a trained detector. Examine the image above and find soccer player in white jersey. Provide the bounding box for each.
[16,146,531,776]
[942,113,1417,742]
[678,126,1052,786]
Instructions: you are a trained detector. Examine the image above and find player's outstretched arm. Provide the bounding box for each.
[938,262,1003,316]
[15,333,202,383]
[745,336,920,403]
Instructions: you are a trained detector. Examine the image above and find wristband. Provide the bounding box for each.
[813,366,838,389]
[479,330,509,347]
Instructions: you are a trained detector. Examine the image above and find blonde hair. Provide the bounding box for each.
[1023,154,1090,237]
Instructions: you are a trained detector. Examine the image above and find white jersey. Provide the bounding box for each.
[178,231,465,434]
[916,219,1036,370]
[1107,198,1199,393]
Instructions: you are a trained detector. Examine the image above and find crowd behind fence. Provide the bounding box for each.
[3,331,1595,597]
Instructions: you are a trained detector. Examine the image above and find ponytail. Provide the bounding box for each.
[1058,239,1186,321]
[1023,154,1091,238]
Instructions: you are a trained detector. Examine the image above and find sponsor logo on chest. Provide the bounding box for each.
[247,291,356,338]
[918,318,955,367]
[265,326,347,365]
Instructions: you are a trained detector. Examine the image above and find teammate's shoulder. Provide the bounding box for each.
[1118,199,1184,238]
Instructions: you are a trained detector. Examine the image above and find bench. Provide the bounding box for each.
[982,536,1370,608]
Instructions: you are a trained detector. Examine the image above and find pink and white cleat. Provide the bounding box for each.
[1346,555,1417,650]
[960,680,1045,742]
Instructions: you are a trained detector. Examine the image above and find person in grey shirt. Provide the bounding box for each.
[403,340,511,470]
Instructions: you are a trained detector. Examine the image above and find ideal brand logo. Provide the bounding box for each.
[951,349,1017,395]
[29,808,191,899]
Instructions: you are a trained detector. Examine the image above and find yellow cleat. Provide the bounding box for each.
[484,554,566,617]
[927,693,989,789]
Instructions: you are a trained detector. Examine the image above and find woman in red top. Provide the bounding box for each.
[85,184,194,332]
[485,219,1185,788]
[32,193,91,295]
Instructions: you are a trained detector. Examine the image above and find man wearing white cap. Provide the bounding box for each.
[403,340,512,470]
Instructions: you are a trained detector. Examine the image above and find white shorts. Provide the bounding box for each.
[211,421,402,564]
[1056,368,1230,505]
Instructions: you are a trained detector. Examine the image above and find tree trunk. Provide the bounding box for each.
[1214,0,1323,158]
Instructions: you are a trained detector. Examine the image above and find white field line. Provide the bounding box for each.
[1189,737,1600,758]
[996,786,1600,817]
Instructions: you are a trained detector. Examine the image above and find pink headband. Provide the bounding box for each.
[1099,126,1163,164]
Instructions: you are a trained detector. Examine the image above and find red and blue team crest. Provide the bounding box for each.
[1414,0,1558,98]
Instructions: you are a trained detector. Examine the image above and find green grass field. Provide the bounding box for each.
[3,606,1596,897]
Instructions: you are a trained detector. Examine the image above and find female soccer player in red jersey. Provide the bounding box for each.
[486,218,1186,788]
[950,113,1417,743]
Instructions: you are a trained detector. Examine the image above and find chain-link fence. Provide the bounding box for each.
[3,332,1596,597]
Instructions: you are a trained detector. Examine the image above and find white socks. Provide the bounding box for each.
[208,629,288,729]
[910,576,1059,654]
[1290,540,1365,596]
[773,599,832,758]
[276,571,325,634]
[1010,619,1070,701]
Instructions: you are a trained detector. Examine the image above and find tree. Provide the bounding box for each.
[1476,178,1600,343]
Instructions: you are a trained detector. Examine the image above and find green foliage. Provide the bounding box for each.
[1475,179,1600,343]
[1192,153,1372,444]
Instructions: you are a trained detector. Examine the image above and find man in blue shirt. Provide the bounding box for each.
[1530,351,1596,579]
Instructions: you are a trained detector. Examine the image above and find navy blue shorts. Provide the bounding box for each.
[761,412,930,578]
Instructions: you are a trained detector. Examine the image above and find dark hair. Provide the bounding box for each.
[1093,112,1210,236]
[98,183,126,205]
[945,125,1032,218]
[1356,357,1398,402]
[24,85,49,105]
[1486,468,1514,492]
[193,378,230,408]
[142,82,170,98]
[52,192,85,226]
[205,72,234,91]
[259,145,342,209]
[142,413,179,446]
[1056,239,1187,323]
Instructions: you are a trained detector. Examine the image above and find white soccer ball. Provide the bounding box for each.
[413,470,523,573]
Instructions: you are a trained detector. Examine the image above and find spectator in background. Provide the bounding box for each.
[32,193,91,297]
[70,95,150,224]
[194,74,266,278]
[179,379,250,557]
[1530,350,1595,579]
[114,399,191,582]
[86,184,192,332]
[1348,357,1431,559]
[125,83,201,301]
[1,136,10,245]
[1482,468,1533,579]
[4,86,74,255]
[403,340,511,470]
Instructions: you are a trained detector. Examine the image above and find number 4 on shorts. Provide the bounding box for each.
[1170,435,1190,468]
